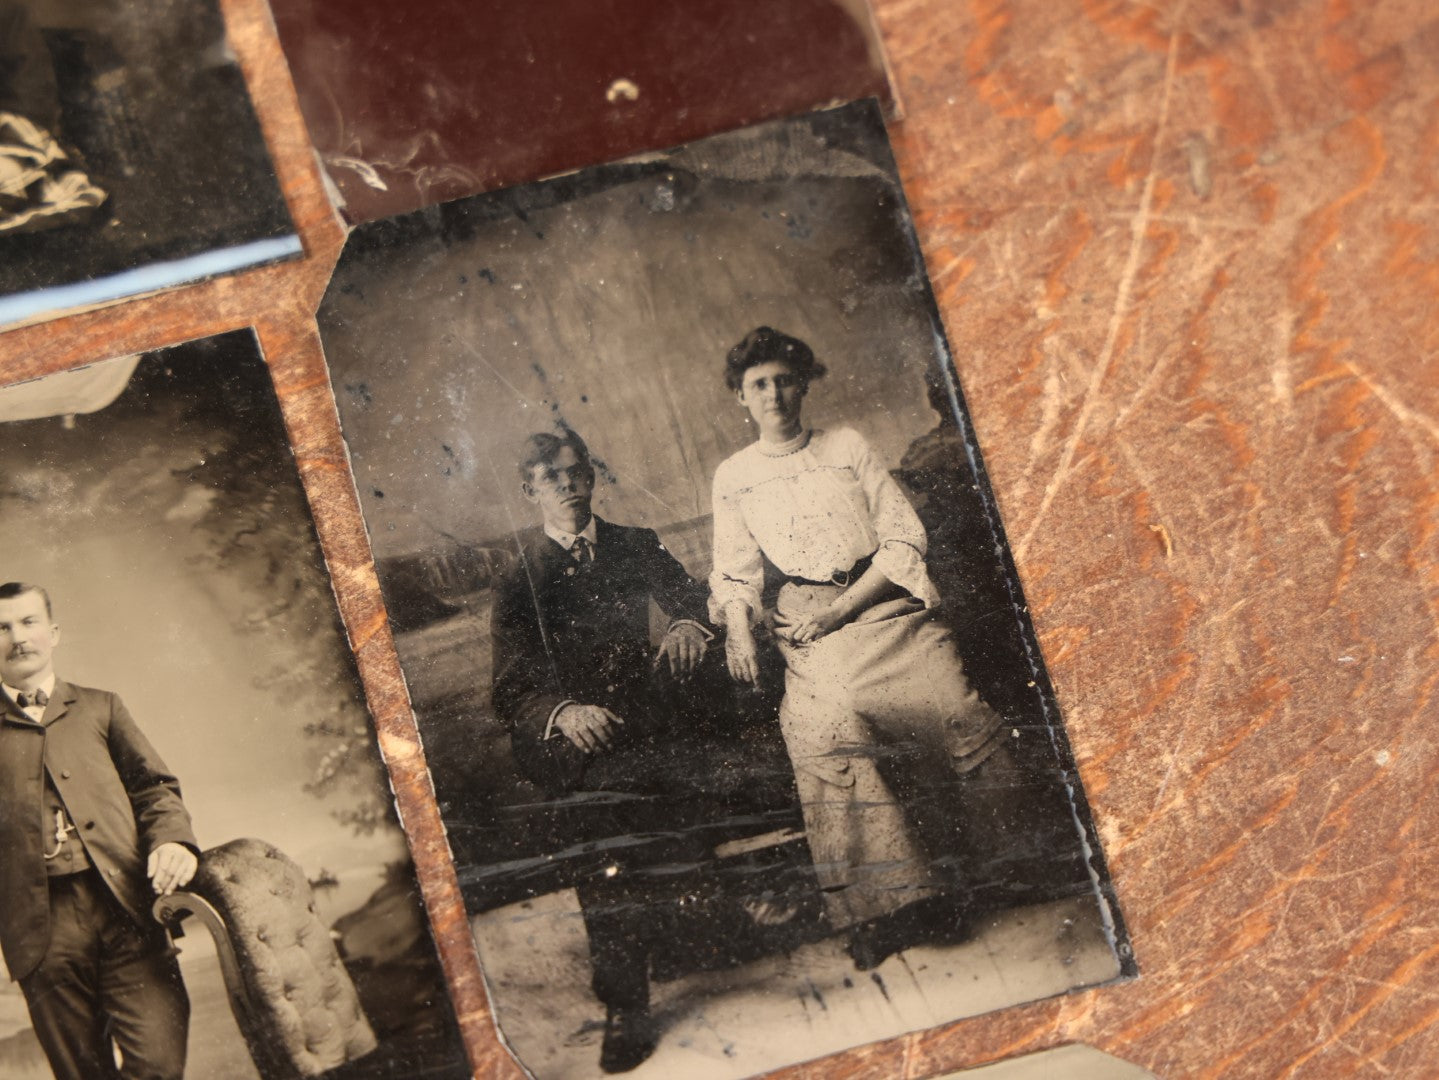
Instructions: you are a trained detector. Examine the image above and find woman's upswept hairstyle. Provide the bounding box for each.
[724,326,828,392]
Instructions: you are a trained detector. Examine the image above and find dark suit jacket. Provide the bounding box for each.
[0,680,197,981]
[491,518,709,785]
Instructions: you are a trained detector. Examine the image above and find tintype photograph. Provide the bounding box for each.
[0,333,467,1079]
[0,0,299,326]
[271,0,892,223]
[318,100,1131,1078]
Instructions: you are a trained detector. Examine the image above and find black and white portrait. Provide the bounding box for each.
[0,333,467,1079]
[318,101,1131,1078]
[0,0,298,326]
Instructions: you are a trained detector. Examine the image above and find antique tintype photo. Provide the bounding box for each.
[318,100,1132,1078]
[272,0,893,223]
[0,0,299,326]
[0,333,468,1079]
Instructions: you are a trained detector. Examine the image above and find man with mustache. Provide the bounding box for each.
[0,582,197,1080]
[491,429,720,1073]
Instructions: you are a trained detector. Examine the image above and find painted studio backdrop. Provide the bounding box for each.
[0,333,467,1079]
[319,102,1130,1078]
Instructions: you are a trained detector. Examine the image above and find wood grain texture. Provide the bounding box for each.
[2,1,1435,1077]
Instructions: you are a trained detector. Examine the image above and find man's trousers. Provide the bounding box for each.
[19,869,189,1080]
[540,660,749,1012]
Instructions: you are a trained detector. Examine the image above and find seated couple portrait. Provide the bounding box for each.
[491,326,1084,1074]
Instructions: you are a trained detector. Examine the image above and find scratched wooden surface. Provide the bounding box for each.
[2,0,1435,1077]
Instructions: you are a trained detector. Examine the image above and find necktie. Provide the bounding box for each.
[17,688,47,710]
[571,536,593,564]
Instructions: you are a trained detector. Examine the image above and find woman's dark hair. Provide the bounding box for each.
[724,326,828,392]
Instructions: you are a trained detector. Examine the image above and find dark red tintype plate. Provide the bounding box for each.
[270,0,893,223]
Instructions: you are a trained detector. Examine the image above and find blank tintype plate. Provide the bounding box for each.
[0,334,468,1078]
[0,0,300,327]
[270,0,893,224]
[318,100,1132,1078]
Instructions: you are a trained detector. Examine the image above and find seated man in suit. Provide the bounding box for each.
[0,581,198,1080]
[491,428,727,1073]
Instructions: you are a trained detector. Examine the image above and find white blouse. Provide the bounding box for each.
[709,427,940,624]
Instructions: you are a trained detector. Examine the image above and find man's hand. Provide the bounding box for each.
[148,842,198,897]
[554,703,624,753]
[790,603,849,645]
[654,622,708,680]
[725,624,760,684]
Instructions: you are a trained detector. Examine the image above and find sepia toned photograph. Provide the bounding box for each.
[0,333,468,1079]
[0,0,299,327]
[318,100,1132,1078]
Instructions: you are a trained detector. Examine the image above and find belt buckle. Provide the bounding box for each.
[830,568,851,588]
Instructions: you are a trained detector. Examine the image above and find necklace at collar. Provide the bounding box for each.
[755,428,813,458]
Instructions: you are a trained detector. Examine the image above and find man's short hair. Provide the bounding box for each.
[518,429,592,483]
[0,582,52,620]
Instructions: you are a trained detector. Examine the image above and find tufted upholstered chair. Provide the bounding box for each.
[153,838,379,1079]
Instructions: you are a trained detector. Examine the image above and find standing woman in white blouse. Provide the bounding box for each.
[710,326,1023,970]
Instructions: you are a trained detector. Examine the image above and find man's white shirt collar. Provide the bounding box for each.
[3,672,56,717]
[545,517,597,555]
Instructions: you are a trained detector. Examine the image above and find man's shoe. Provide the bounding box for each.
[845,918,895,972]
[600,1006,658,1073]
[846,895,970,972]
